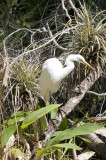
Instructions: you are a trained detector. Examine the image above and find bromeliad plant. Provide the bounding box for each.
[71,4,106,68]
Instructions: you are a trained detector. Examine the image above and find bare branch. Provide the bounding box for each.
[9,24,83,66]
[4,28,34,46]
[2,55,9,87]
[78,0,84,10]
[19,132,31,159]
[61,0,72,22]
[95,128,106,137]
[2,37,10,88]
[68,0,83,21]
[86,91,106,96]
[70,146,77,160]
[89,116,106,122]
[77,148,95,160]
[47,23,68,51]
[3,134,15,160]
[83,133,106,160]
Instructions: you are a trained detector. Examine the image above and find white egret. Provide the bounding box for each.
[39,54,93,102]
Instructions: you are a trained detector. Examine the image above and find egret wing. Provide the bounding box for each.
[39,65,52,101]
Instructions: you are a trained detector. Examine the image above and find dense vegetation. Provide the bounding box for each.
[0,0,106,160]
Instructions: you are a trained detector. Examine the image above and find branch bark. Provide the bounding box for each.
[77,148,95,160]
[83,133,106,160]
[19,132,31,159]
[86,91,106,96]
[47,23,68,51]
[68,0,83,21]
[61,0,72,21]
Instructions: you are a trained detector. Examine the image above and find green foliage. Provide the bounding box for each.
[59,118,68,130]
[21,104,61,129]
[11,59,40,92]
[1,124,16,147]
[4,111,30,126]
[46,123,102,146]
[8,147,24,157]
[50,108,58,119]
[78,136,92,143]
[1,104,61,147]
[37,123,102,157]
[1,111,30,147]
[37,143,82,156]
[71,4,106,66]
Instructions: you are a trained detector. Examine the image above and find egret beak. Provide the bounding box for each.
[82,60,94,70]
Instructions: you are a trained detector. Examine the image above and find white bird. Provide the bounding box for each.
[39,54,93,102]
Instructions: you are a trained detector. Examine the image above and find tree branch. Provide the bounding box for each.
[19,132,31,158]
[61,0,72,22]
[83,133,106,160]
[77,148,95,160]
[86,91,106,96]
[68,0,83,21]
[47,23,68,51]
[9,24,83,67]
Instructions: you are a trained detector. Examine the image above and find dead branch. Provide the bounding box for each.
[83,133,106,160]
[9,24,84,67]
[61,0,72,22]
[2,36,10,88]
[77,148,95,160]
[86,91,106,96]
[95,128,106,144]
[89,116,106,122]
[2,55,9,88]
[47,23,68,51]
[3,134,15,160]
[68,0,83,21]
[95,128,106,137]
[19,132,31,159]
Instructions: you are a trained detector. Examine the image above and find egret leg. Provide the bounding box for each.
[38,97,46,107]
[50,96,57,104]
[58,107,66,118]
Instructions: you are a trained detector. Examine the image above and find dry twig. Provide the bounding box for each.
[86,91,106,96]
[61,0,72,22]
[68,0,83,21]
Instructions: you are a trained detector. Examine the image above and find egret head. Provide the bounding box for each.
[77,55,94,70]
[66,54,94,69]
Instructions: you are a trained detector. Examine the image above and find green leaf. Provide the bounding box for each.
[21,104,61,129]
[7,0,17,6]
[5,117,24,126]
[47,123,102,146]
[8,148,24,157]
[50,108,58,119]
[53,143,82,150]
[11,111,30,118]
[1,125,16,147]
[4,111,30,126]
[37,146,53,156]
[59,118,68,130]
[78,136,92,143]
[37,143,82,156]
